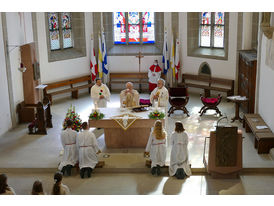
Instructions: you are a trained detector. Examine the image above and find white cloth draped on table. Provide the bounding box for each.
[150,86,169,107]
[77,130,100,169]
[169,131,192,177]
[145,131,167,168]
[58,128,78,171]
[90,84,110,108]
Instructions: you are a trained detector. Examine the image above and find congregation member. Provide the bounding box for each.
[120,82,140,108]
[90,78,111,108]
[150,78,169,108]
[51,171,70,195]
[77,122,101,179]
[31,180,45,195]
[169,121,192,179]
[148,60,162,92]
[58,120,78,176]
[0,174,15,195]
[144,120,167,176]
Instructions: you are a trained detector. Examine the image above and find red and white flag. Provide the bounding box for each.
[90,38,98,81]
[174,38,181,80]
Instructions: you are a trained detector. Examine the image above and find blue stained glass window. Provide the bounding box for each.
[48,12,60,50]
[142,12,155,44]
[61,12,73,48]
[128,12,140,44]
[113,12,126,44]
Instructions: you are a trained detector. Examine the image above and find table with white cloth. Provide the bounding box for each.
[88,107,165,148]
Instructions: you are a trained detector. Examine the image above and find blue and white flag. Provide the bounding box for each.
[102,32,108,75]
[162,31,169,75]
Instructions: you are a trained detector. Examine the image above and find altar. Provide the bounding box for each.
[88,107,165,148]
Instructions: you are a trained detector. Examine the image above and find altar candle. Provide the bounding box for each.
[94,102,98,111]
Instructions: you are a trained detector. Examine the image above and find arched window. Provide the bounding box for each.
[48,12,73,50]
[199,12,225,48]
[113,12,155,45]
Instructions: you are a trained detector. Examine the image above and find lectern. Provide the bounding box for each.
[203,126,242,178]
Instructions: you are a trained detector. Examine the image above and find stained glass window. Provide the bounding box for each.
[128,12,140,44]
[142,12,155,44]
[113,12,126,44]
[113,12,155,45]
[199,12,225,48]
[48,12,73,50]
[48,12,60,50]
[61,12,73,48]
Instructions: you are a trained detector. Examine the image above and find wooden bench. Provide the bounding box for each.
[178,74,234,97]
[243,114,274,154]
[43,75,93,104]
[109,72,149,92]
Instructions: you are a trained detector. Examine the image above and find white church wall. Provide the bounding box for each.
[37,12,93,84]
[179,12,238,81]
[5,12,34,122]
[0,14,12,136]
[257,34,274,132]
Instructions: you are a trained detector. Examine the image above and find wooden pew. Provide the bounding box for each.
[43,75,93,104]
[109,72,149,92]
[178,73,234,97]
[243,114,274,154]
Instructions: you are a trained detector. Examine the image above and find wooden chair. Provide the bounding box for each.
[199,94,222,116]
[168,87,190,117]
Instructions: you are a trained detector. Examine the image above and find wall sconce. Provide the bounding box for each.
[18,63,26,72]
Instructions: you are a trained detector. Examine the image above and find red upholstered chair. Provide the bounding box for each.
[168,87,190,117]
[199,94,222,116]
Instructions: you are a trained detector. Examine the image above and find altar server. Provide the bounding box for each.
[90,78,110,108]
[144,120,167,176]
[58,120,78,176]
[148,60,162,92]
[51,172,70,195]
[120,82,140,108]
[77,122,101,178]
[169,121,192,179]
[150,78,169,108]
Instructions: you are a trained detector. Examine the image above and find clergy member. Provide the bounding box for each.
[120,82,140,108]
[77,122,101,179]
[90,78,110,108]
[58,120,78,176]
[150,78,169,108]
[148,60,162,92]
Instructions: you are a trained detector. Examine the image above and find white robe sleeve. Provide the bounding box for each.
[103,84,111,102]
[148,69,152,82]
[90,86,100,102]
[150,88,157,104]
[160,87,169,107]
[91,132,100,153]
[145,132,153,153]
[60,131,65,149]
[133,90,140,106]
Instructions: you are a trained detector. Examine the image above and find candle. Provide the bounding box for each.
[94,102,98,111]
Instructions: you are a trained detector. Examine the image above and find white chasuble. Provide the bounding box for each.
[120,89,140,108]
[90,84,110,108]
[150,86,169,107]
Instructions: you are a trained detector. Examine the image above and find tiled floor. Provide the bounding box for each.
[0,92,273,169]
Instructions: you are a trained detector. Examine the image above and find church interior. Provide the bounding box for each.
[1,8,274,198]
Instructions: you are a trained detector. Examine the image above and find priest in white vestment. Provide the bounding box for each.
[150,78,169,108]
[58,120,78,176]
[90,79,110,108]
[144,120,167,176]
[77,122,101,178]
[169,121,192,179]
[120,82,140,108]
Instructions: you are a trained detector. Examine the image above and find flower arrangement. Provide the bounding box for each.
[148,110,165,119]
[89,110,105,120]
[63,105,82,132]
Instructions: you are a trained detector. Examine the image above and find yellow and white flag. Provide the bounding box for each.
[98,34,103,79]
[170,34,175,79]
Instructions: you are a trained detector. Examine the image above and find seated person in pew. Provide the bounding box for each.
[77,122,101,179]
[120,82,140,108]
[150,78,169,108]
[58,120,78,176]
[169,121,192,179]
[144,120,167,176]
[90,78,111,108]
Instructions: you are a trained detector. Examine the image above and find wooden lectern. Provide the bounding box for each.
[203,127,242,178]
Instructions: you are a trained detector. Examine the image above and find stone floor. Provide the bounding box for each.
[0,92,273,169]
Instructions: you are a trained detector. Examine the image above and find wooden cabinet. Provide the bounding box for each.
[238,50,257,113]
